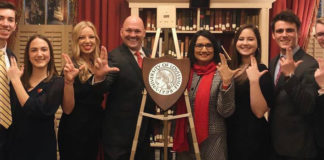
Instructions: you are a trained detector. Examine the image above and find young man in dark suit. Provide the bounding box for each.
[269,10,319,160]
[0,1,17,160]
[313,17,324,159]
[93,16,154,160]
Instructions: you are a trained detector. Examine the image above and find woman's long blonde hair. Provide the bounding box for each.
[72,21,100,83]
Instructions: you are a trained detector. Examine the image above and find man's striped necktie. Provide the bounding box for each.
[0,50,12,129]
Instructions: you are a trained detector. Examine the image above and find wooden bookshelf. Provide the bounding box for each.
[128,0,276,66]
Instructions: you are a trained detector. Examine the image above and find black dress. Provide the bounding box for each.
[58,75,104,160]
[226,64,274,160]
[314,94,324,159]
[7,76,64,160]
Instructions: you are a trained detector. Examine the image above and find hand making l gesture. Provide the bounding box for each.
[280,47,303,77]
[91,46,119,83]
[246,55,268,83]
[217,53,240,87]
[62,53,83,85]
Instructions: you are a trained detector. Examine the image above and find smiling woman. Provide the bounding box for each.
[227,24,274,160]
[6,34,63,160]
[174,30,237,160]
[28,38,51,70]
[58,21,105,160]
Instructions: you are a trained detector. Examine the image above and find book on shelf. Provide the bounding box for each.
[221,10,226,31]
[159,37,163,57]
[236,9,241,30]
[180,41,184,58]
[189,9,194,31]
[185,10,190,31]
[182,10,186,31]
[240,9,246,28]
[146,10,152,30]
[218,10,223,31]
[184,36,189,58]
[214,9,219,31]
[204,10,211,30]
[232,10,237,31]
[152,12,156,30]
[193,10,197,30]
[177,10,183,30]
[210,10,215,31]
[225,10,231,31]
[200,9,205,30]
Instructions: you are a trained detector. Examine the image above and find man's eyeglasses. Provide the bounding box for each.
[314,32,324,38]
[195,43,213,51]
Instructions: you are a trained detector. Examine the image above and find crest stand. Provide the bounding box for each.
[130,6,201,160]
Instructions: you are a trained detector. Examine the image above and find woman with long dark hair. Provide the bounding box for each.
[226,24,274,160]
[6,34,63,160]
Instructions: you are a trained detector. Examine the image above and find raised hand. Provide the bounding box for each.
[246,55,268,82]
[280,47,303,76]
[7,57,23,81]
[62,53,82,85]
[92,46,119,82]
[315,58,324,88]
[217,53,240,86]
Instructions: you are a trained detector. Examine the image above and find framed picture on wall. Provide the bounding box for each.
[24,0,45,24]
[23,0,75,25]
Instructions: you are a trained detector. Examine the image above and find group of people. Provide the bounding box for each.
[0,1,323,160]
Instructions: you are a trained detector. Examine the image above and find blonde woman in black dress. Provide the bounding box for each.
[58,21,118,160]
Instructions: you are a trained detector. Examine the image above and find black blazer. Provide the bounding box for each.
[269,48,319,158]
[98,44,155,159]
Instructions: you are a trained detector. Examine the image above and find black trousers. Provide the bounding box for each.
[0,125,8,160]
[274,154,317,160]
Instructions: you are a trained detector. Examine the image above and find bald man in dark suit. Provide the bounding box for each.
[93,16,155,160]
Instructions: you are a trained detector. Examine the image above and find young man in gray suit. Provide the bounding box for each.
[269,10,319,160]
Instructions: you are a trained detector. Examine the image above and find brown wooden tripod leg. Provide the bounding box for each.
[130,89,148,160]
[184,89,201,160]
[163,111,168,160]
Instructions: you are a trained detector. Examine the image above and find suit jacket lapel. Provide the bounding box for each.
[293,48,303,62]
[6,48,15,61]
[271,54,284,90]
[121,44,143,81]
[270,55,280,79]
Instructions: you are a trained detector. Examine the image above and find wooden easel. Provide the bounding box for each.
[130,26,201,160]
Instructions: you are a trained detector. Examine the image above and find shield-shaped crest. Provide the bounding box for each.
[142,56,190,111]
